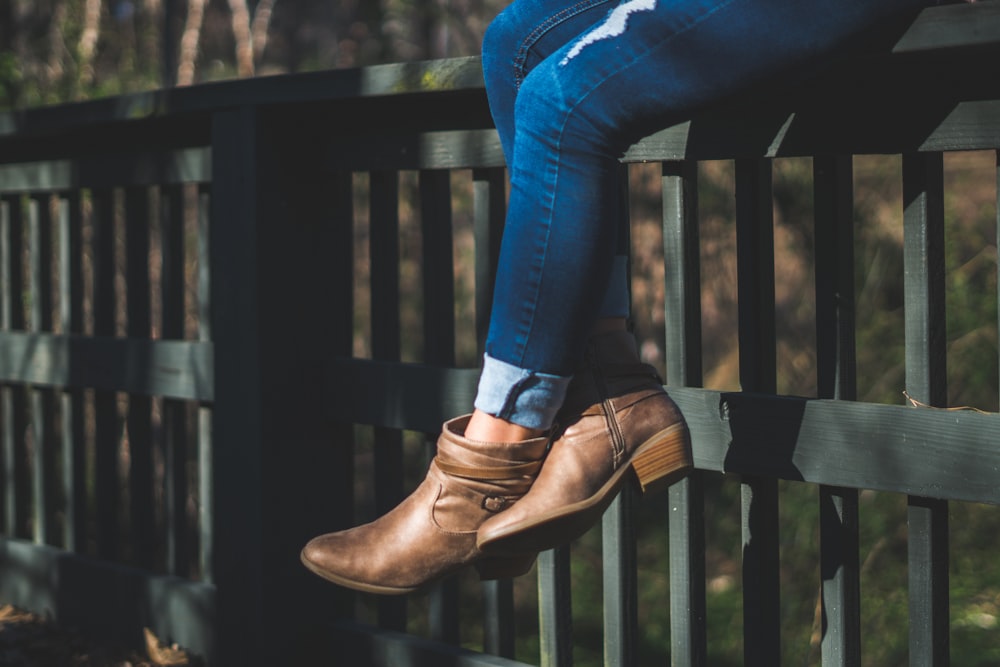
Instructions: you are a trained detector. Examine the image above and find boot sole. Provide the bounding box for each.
[300,549,537,595]
[476,423,691,555]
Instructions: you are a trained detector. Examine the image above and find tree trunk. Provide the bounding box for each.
[227,0,254,77]
[250,0,277,68]
[77,0,102,89]
[47,0,69,86]
[176,0,206,86]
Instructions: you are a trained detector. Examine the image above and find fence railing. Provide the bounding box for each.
[0,2,999,665]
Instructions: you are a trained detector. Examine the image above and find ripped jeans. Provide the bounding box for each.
[473,0,935,429]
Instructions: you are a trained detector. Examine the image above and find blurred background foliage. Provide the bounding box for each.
[3,2,999,665]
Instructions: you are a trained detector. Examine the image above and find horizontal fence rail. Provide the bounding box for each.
[0,2,998,666]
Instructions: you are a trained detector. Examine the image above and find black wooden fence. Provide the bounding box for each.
[0,2,998,665]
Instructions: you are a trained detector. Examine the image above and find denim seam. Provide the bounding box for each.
[513,0,614,90]
[516,0,743,367]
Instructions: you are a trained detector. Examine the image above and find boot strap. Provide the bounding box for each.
[435,456,542,481]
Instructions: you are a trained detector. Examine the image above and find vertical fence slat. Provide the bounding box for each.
[902,151,950,667]
[473,166,520,659]
[420,168,462,645]
[473,168,506,354]
[161,184,188,575]
[662,159,707,667]
[735,157,781,666]
[370,169,407,632]
[0,196,25,538]
[604,165,638,667]
[662,160,702,386]
[0,198,7,533]
[29,195,55,546]
[538,546,573,667]
[92,187,119,560]
[196,183,213,583]
[125,186,154,568]
[59,193,86,553]
[814,155,861,667]
[603,486,638,667]
[327,170,356,620]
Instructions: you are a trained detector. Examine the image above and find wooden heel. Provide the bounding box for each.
[630,424,692,493]
[475,554,536,580]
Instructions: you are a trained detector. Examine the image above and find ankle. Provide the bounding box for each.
[465,409,545,442]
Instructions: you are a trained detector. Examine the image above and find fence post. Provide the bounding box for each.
[210,105,349,665]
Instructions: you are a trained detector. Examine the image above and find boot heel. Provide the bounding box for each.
[630,424,692,493]
[476,554,536,580]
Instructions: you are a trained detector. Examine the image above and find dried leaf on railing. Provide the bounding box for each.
[143,627,192,666]
[902,390,990,414]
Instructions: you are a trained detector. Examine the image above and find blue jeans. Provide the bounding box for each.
[474,0,934,429]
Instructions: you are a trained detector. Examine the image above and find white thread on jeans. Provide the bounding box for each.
[560,0,656,65]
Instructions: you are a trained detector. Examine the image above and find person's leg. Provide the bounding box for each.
[301,0,632,595]
[470,0,634,440]
[477,0,936,554]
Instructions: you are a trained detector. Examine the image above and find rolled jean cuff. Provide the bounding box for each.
[474,353,572,430]
[598,255,630,319]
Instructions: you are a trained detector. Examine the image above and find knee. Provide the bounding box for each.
[515,65,609,154]
[482,6,520,89]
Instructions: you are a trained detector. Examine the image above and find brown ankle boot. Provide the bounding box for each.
[301,415,549,594]
[476,330,692,555]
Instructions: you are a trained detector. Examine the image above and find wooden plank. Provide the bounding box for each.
[813,155,861,666]
[661,160,702,387]
[420,169,456,368]
[0,149,211,192]
[470,167,519,657]
[813,156,857,402]
[324,170,357,621]
[1,2,996,142]
[0,332,213,400]
[668,476,707,667]
[472,168,506,352]
[58,193,85,553]
[661,159,707,667]
[331,369,1000,504]
[671,387,1000,505]
[482,579,516,659]
[369,168,407,632]
[210,106,355,662]
[91,187,119,561]
[207,107,265,664]
[28,195,55,546]
[903,153,947,407]
[537,547,572,667]
[1,195,29,539]
[603,488,638,667]
[626,97,1000,163]
[0,57,490,140]
[819,488,860,665]
[0,535,216,664]
[735,159,776,391]
[329,619,536,667]
[420,168,461,644]
[903,152,950,667]
[125,186,155,569]
[329,130,504,172]
[893,0,1000,53]
[734,158,781,667]
[326,358,479,433]
[196,184,213,583]
[160,184,188,575]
